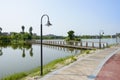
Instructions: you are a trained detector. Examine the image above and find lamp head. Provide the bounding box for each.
[45,20,52,26]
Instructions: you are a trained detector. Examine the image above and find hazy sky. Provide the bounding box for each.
[0,0,120,36]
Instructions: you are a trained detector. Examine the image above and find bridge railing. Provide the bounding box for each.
[34,40,108,49]
[28,40,108,49]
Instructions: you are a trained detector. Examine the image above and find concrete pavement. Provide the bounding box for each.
[95,45,120,80]
[38,45,120,80]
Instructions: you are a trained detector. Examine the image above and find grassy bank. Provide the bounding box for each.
[1,50,93,80]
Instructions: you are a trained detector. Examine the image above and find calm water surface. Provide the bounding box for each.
[82,38,117,45]
[0,38,119,78]
[0,44,81,78]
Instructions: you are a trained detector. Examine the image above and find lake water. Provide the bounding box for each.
[0,38,119,78]
[0,44,81,78]
[82,38,118,45]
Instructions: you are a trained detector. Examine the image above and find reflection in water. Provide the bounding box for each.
[0,47,3,56]
[0,42,81,58]
[0,42,83,58]
[0,43,34,57]
[30,48,33,57]
[0,43,83,79]
[43,45,80,54]
[22,48,25,58]
[21,47,33,58]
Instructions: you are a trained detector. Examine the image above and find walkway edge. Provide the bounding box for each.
[40,50,101,80]
[88,48,120,80]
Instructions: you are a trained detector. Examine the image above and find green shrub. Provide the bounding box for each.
[1,72,27,80]
[86,50,90,54]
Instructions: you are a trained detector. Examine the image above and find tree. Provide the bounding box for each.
[67,30,75,40]
[66,30,81,41]
[23,32,31,40]
[29,26,33,35]
[21,25,25,33]
[0,27,2,34]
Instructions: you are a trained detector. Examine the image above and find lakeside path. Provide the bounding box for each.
[36,44,120,80]
[95,44,120,80]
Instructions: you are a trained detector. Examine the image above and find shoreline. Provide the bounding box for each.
[22,49,95,80]
[1,49,94,80]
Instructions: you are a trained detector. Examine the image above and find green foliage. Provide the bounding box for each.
[71,56,77,61]
[29,26,33,35]
[74,38,81,41]
[1,72,27,80]
[0,27,2,34]
[9,32,32,43]
[67,30,75,40]
[0,36,11,43]
[42,35,65,39]
[85,50,90,54]
[65,37,70,41]
[80,35,111,39]
[21,25,25,33]
[65,30,81,41]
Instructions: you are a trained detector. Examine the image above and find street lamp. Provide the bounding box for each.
[40,14,52,76]
[99,31,104,49]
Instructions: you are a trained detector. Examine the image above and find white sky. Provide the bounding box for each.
[0,0,120,36]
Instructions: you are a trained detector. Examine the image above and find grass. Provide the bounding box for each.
[1,72,27,80]
[28,56,77,77]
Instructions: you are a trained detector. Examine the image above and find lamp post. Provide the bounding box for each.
[99,31,104,49]
[40,14,52,76]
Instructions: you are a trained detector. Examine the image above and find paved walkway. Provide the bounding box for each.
[37,45,120,80]
[95,45,120,80]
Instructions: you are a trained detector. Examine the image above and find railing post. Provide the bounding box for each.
[80,42,82,46]
[92,42,94,48]
[86,42,88,47]
[58,41,60,45]
[73,42,75,46]
[63,41,65,45]
[103,43,105,48]
[53,41,54,44]
[75,42,78,46]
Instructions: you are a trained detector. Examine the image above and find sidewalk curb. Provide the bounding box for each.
[88,48,120,80]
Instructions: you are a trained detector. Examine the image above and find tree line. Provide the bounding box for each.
[0,27,112,43]
[65,30,111,41]
[0,26,38,43]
